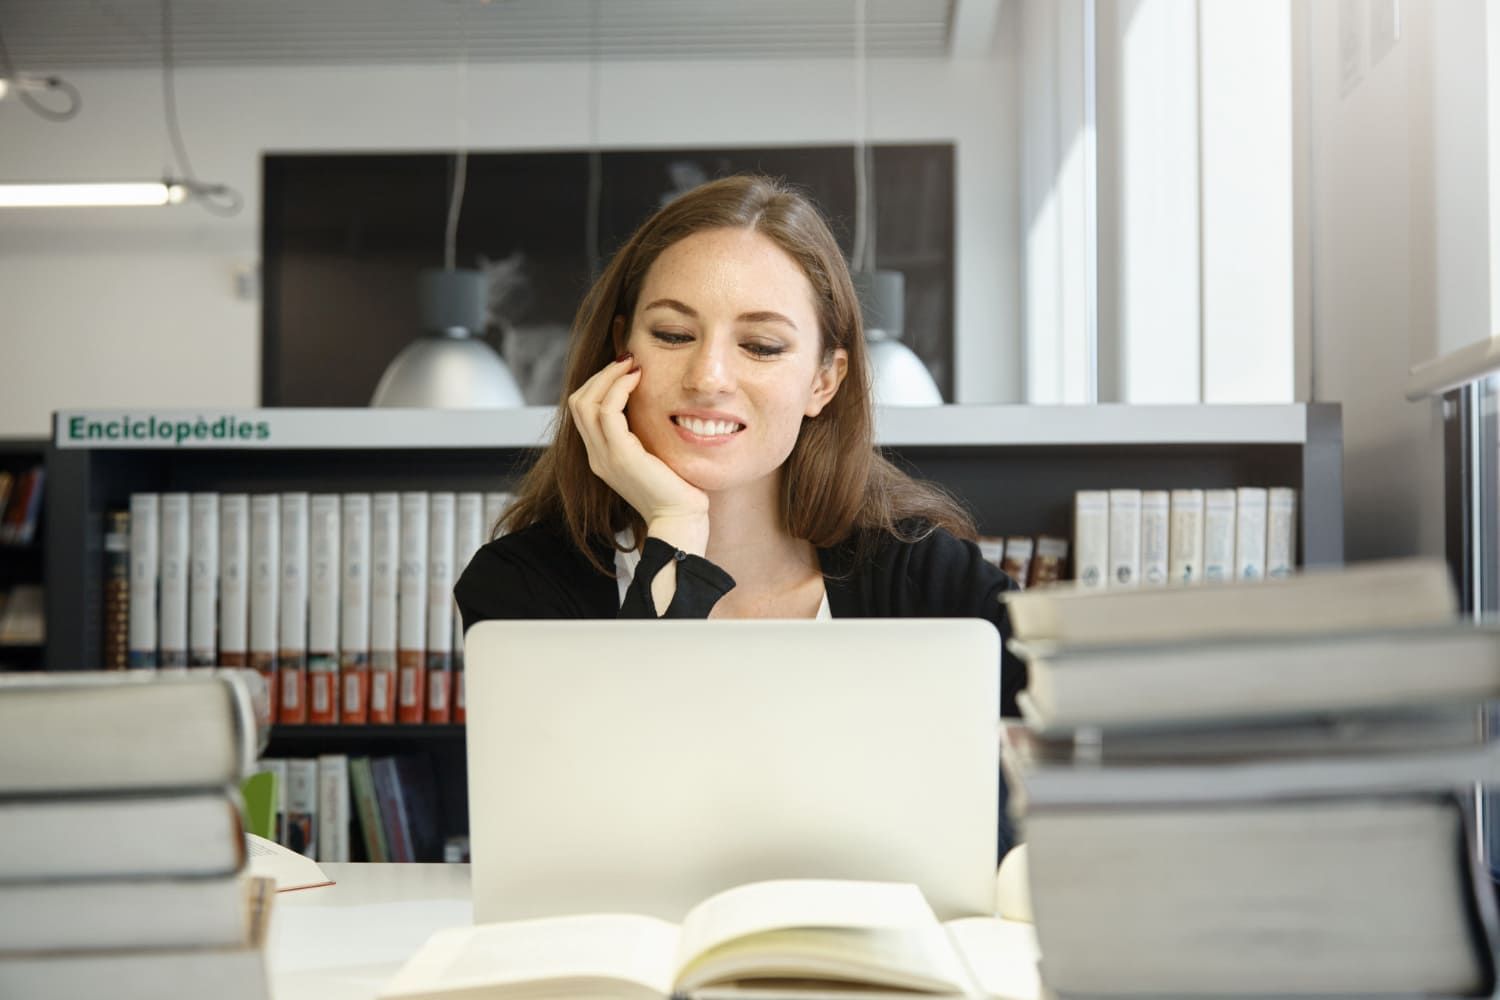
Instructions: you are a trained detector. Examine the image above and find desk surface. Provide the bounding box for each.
[271,863,472,1000]
[269,862,1039,1000]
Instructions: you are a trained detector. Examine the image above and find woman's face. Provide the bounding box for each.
[623,227,848,498]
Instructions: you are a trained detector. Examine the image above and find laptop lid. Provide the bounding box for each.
[463,618,999,922]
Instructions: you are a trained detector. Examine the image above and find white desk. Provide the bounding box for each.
[271,863,472,1000]
[269,863,1040,1000]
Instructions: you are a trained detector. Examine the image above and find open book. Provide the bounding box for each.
[246,832,333,892]
[379,879,1039,1000]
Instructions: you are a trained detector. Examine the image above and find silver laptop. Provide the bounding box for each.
[463,618,999,922]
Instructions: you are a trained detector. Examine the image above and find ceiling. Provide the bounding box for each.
[0,0,1004,69]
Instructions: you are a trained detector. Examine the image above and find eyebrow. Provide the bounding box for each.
[641,298,799,331]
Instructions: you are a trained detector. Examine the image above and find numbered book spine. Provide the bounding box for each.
[1168,489,1205,584]
[340,494,373,725]
[1072,490,1109,588]
[1000,537,1034,587]
[453,492,484,724]
[397,492,429,724]
[369,493,400,725]
[284,758,319,860]
[279,493,310,725]
[307,495,342,725]
[1139,490,1169,586]
[1202,488,1238,582]
[102,509,130,671]
[1266,486,1298,578]
[188,493,220,667]
[218,495,250,669]
[316,754,350,864]
[249,495,281,720]
[157,493,191,669]
[1107,489,1142,588]
[1235,486,1269,581]
[1030,535,1069,586]
[426,493,457,724]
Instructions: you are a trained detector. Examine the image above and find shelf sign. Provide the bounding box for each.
[61,414,272,447]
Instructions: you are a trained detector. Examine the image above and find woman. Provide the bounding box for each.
[454,174,1025,718]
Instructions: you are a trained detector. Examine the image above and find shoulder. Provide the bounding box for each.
[830,521,1017,615]
[454,519,617,624]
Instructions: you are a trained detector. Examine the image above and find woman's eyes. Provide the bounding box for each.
[647,330,786,358]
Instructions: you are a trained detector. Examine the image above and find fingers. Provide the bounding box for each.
[597,366,643,451]
[569,354,639,473]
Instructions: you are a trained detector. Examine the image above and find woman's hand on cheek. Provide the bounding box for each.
[568,355,710,554]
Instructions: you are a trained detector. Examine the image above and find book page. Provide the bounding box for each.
[380,913,679,1000]
[675,880,963,992]
[246,832,333,891]
[945,918,1040,1000]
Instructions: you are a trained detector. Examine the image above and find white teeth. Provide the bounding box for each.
[677,417,740,437]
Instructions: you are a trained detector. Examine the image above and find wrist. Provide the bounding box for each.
[646,513,709,556]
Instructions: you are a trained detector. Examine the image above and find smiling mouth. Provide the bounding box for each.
[672,416,746,438]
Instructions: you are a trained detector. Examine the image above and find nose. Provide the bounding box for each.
[681,336,735,396]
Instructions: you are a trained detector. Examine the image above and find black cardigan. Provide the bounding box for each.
[454,518,1028,717]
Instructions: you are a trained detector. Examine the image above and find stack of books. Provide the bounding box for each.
[0,670,275,1000]
[1002,558,1500,997]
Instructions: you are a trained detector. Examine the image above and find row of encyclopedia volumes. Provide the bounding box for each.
[258,753,448,864]
[1073,487,1297,589]
[976,535,1069,589]
[123,490,514,726]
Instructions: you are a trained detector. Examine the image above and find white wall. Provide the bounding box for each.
[1304,0,1491,562]
[0,49,1021,435]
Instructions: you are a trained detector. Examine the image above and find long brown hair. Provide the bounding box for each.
[500,174,975,572]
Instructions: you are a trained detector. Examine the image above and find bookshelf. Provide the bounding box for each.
[42,403,1343,854]
[0,437,48,670]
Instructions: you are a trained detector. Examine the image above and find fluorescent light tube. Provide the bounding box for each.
[0,181,187,208]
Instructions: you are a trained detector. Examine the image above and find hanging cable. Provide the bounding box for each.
[160,0,241,215]
[852,0,871,273]
[444,0,471,271]
[0,23,82,122]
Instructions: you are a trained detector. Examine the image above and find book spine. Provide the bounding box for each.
[453,492,484,724]
[1030,535,1069,586]
[370,756,414,863]
[1266,486,1298,579]
[976,536,1005,570]
[348,756,389,862]
[369,493,400,725]
[1001,536,1034,588]
[426,493,456,724]
[1107,489,1142,588]
[248,495,281,721]
[157,493,190,669]
[1139,490,1169,586]
[188,493,220,666]
[316,754,350,863]
[102,509,130,670]
[1234,486,1269,581]
[126,494,159,671]
[262,757,289,845]
[218,495,250,668]
[1167,488,1205,584]
[340,494,372,725]
[1072,490,1109,588]
[306,494,341,725]
[284,758,319,859]
[1201,488,1237,582]
[14,467,44,546]
[397,492,429,725]
[278,493,310,725]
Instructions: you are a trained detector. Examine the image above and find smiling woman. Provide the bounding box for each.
[453,175,1027,730]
